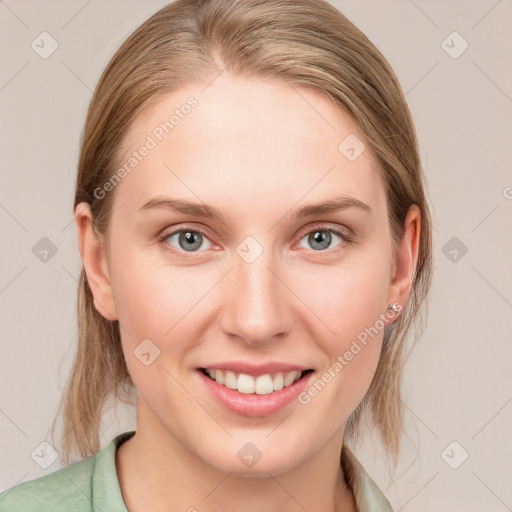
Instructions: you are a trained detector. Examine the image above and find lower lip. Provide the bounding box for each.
[197,369,315,417]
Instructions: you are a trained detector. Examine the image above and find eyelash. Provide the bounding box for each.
[157,223,353,257]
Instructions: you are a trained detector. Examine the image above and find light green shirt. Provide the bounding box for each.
[0,431,394,511]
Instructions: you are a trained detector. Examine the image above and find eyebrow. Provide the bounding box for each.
[137,195,372,220]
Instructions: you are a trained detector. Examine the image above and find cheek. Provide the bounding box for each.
[109,258,200,391]
[110,249,199,336]
[109,252,218,382]
[293,256,390,407]
[294,256,390,343]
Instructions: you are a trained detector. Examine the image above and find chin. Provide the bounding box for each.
[198,439,307,477]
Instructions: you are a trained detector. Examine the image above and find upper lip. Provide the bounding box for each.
[198,362,313,377]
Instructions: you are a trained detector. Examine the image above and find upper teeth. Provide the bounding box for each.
[204,369,303,395]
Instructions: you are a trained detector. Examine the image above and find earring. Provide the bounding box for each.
[387,303,400,312]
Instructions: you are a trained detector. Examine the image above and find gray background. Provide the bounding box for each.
[1,0,511,510]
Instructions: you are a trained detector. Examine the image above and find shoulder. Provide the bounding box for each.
[0,430,135,512]
[0,455,96,512]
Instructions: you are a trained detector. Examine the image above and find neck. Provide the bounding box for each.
[115,399,357,512]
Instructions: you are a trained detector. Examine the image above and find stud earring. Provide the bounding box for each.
[387,303,400,312]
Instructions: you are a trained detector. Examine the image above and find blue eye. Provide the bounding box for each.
[159,229,213,253]
[158,224,351,256]
[298,228,347,252]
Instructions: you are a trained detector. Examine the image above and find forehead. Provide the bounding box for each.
[111,74,387,219]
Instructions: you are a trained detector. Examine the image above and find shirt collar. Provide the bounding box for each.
[341,444,395,512]
[92,430,134,511]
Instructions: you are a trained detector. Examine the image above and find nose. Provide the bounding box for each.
[218,247,294,346]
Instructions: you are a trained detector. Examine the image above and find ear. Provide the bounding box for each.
[385,204,421,321]
[74,202,119,321]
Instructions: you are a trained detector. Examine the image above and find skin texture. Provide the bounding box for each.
[75,73,420,512]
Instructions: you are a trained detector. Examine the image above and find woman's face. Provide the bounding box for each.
[79,73,418,475]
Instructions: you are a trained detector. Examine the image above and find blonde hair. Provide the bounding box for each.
[50,0,433,472]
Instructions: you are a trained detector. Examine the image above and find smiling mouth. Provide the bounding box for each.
[199,368,314,395]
